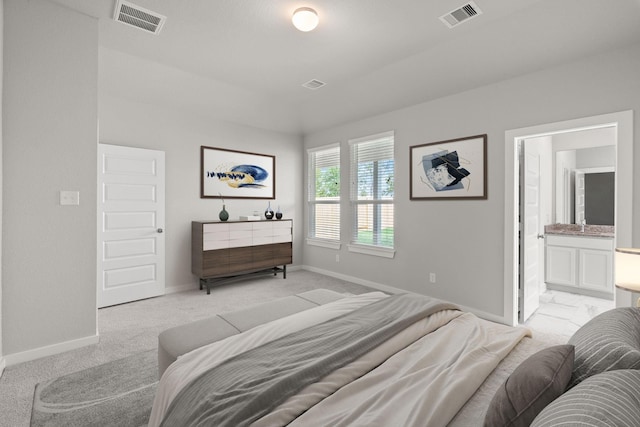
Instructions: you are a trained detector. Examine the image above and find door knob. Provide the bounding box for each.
[157,228,164,233]
[537,234,545,239]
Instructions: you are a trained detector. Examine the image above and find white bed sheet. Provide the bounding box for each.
[258,312,529,427]
[149,292,390,427]
[149,292,530,427]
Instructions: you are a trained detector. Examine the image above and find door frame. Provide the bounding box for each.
[503,110,633,326]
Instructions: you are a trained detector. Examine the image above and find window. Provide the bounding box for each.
[349,131,394,254]
[307,144,340,245]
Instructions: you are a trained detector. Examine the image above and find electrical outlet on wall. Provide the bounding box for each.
[336,254,340,263]
[60,190,80,206]
[429,273,436,283]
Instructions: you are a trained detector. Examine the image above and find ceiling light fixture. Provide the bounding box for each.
[292,7,319,32]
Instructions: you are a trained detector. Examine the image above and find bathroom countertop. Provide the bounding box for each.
[544,224,614,238]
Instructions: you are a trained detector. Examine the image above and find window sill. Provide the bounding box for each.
[306,238,341,250]
[347,244,395,259]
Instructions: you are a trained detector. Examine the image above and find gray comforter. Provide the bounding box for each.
[159,293,457,427]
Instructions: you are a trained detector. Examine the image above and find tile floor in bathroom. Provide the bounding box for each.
[524,289,615,340]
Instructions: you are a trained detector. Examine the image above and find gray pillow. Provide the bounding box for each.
[531,369,640,427]
[568,307,640,387]
[483,345,574,427]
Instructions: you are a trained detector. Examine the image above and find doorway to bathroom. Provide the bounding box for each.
[503,111,634,329]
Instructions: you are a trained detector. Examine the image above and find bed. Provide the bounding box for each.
[148,291,534,427]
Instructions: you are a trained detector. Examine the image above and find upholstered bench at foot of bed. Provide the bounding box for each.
[157,289,347,378]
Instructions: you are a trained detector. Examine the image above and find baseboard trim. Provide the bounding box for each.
[301,265,404,295]
[4,334,99,367]
[165,283,196,295]
[301,265,509,325]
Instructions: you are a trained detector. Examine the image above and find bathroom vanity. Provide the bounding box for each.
[544,224,614,299]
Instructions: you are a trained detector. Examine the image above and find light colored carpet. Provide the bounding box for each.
[30,350,157,427]
[0,270,374,427]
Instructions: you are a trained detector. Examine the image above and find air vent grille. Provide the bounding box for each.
[302,79,326,90]
[439,1,482,28]
[113,0,166,35]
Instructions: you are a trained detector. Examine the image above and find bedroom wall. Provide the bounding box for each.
[552,126,616,152]
[2,0,98,357]
[98,90,304,293]
[0,0,4,373]
[303,42,640,319]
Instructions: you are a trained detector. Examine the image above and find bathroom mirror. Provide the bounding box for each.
[574,168,615,225]
[555,146,615,225]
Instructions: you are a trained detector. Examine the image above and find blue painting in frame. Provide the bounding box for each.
[201,146,275,199]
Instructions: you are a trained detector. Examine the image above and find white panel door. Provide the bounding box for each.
[519,141,542,322]
[98,144,165,308]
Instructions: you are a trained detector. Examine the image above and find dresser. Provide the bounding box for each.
[192,219,292,294]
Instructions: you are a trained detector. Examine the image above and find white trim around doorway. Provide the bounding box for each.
[503,110,633,326]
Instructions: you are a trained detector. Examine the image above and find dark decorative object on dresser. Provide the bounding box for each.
[264,201,274,219]
[218,205,229,221]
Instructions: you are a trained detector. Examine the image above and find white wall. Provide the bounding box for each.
[98,92,304,292]
[575,146,616,169]
[0,0,4,374]
[552,126,616,152]
[555,150,576,223]
[3,0,98,358]
[303,43,640,319]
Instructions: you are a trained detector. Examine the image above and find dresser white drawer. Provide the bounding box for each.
[229,222,253,232]
[253,228,275,238]
[252,222,273,231]
[272,220,292,229]
[229,229,253,240]
[272,228,291,237]
[203,230,229,242]
[203,240,229,251]
[253,236,273,246]
[203,223,230,233]
[228,237,253,248]
[273,234,292,244]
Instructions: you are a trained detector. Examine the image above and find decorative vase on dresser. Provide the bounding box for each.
[219,205,229,221]
[265,202,274,220]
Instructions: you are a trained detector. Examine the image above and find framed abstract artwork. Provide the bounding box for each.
[410,134,487,200]
[200,146,275,199]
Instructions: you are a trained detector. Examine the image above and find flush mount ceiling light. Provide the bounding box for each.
[292,7,319,32]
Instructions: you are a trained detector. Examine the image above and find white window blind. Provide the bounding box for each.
[349,131,394,248]
[308,144,340,241]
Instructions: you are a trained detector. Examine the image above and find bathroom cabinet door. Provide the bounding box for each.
[546,245,576,287]
[578,249,613,292]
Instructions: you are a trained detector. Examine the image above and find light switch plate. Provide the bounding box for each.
[60,190,80,206]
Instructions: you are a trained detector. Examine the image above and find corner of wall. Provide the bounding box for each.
[0,0,5,367]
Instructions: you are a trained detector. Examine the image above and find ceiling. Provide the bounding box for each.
[49,0,640,135]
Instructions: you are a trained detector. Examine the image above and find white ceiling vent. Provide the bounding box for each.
[302,79,326,90]
[439,2,482,29]
[113,0,166,35]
